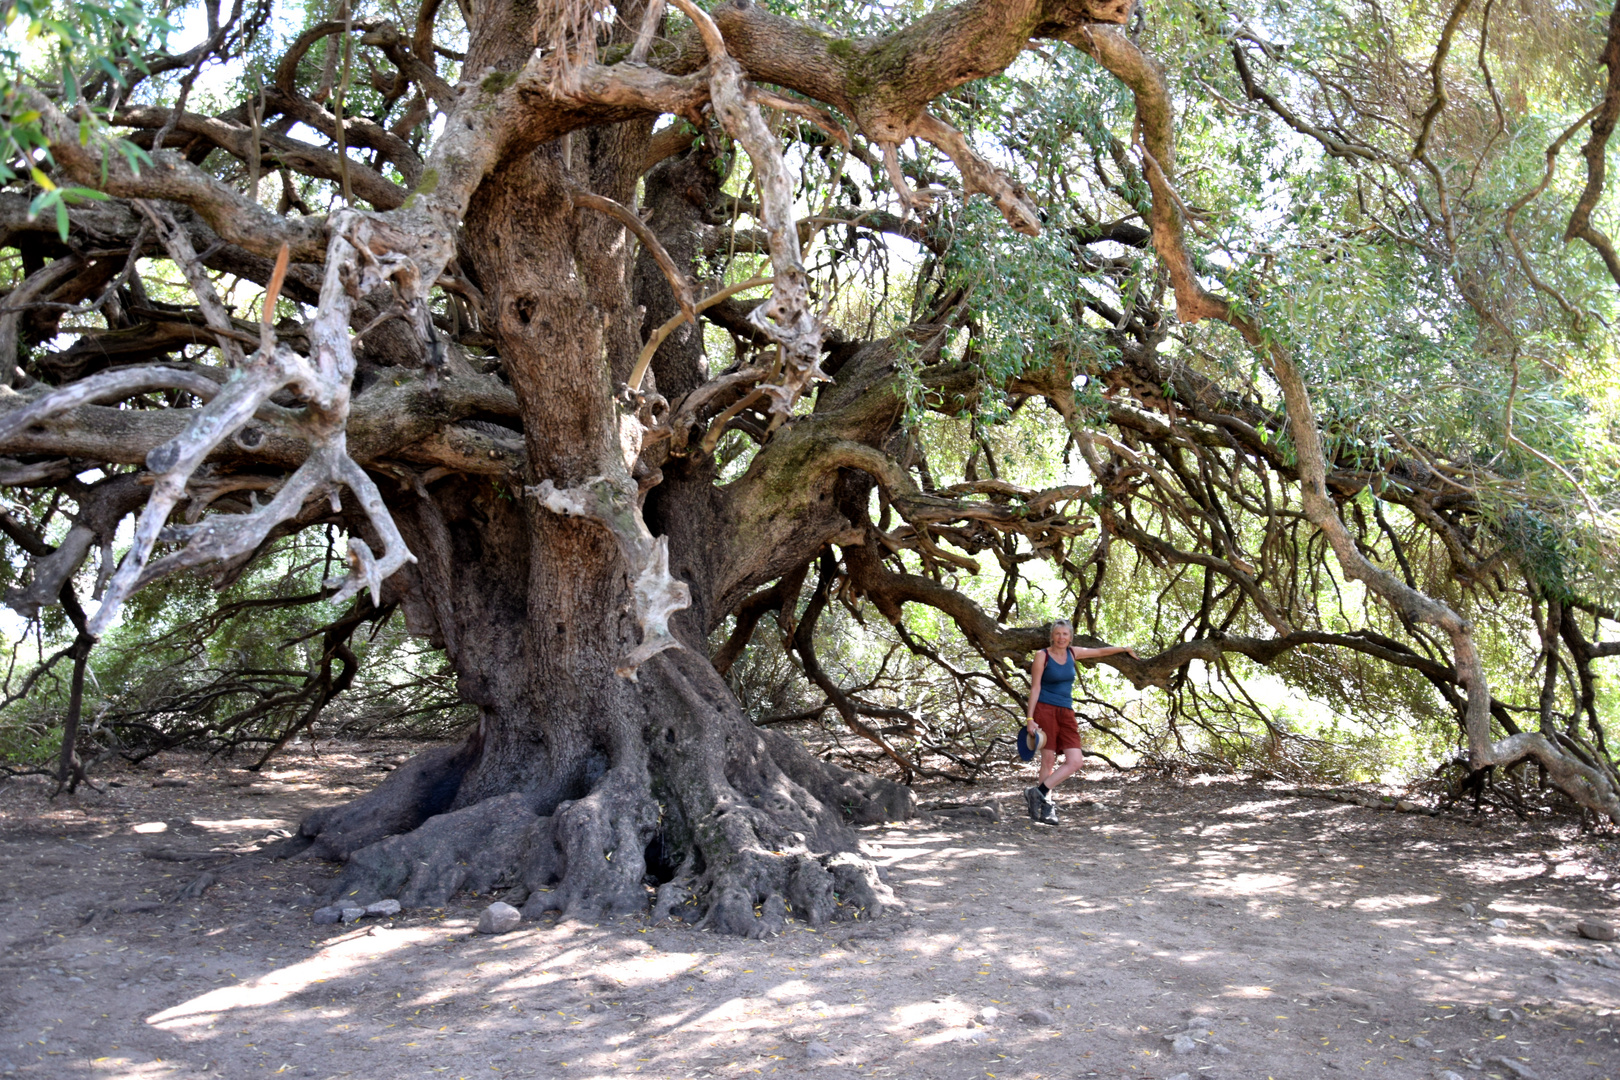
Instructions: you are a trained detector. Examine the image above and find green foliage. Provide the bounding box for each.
[0,1,170,237]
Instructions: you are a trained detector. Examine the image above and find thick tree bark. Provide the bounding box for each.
[293,473,910,931]
[286,119,913,933]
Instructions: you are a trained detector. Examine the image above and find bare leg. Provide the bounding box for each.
[1044,748,1086,790]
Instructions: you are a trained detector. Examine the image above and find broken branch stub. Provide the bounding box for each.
[528,477,691,680]
[618,535,689,679]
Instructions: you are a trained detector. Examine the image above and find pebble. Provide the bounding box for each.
[1485,1006,1519,1021]
[1488,1056,1540,1079]
[978,1007,999,1023]
[1019,1008,1056,1027]
[1412,1036,1435,1049]
[365,899,401,917]
[476,901,522,935]
[339,906,365,923]
[1458,903,1477,917]
[1577,919,1617,942]
[1166,1074,1192,1080]
[1212,1043,1233,1055]
[808,1000,830,1011]
[955,1028,988,1043]
[1170,1034,1198,1055]
[1489,918,1509,929]
[1435,1072,1466,1080]
[312,905,343,925]
[805,1042,835,1059]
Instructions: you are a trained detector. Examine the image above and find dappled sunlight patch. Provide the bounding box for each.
[761,977,816,1001]
[1554,860,1603,880]
[908,1025,1001,1047]
[190,818,285,833]
[505,942,706,991]
[1222,983,1277,998]
[887,998,970,1029]
[1455,857,1554,883]
[1220,799,1297,817]
[82,1059,177,1076]
[146,928,432,1030]
[1351,892,1441,912]
[1219,872,1296,894]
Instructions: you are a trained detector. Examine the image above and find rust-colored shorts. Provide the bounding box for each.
[1032,702,1083,754]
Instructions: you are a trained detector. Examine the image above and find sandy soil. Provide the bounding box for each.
[2,742,1618,1080]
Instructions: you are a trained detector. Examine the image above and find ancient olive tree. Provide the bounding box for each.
[2,0,1619,932]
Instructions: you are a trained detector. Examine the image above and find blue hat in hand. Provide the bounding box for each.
[1017,725,1047,762]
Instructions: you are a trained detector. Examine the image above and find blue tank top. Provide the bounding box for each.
[1038,648,1074,708]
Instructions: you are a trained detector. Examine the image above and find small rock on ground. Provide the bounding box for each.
[1019,1008,1055,1026]
[476,901,522,935]
[1577,918,1617,941]
[1489,1056,1541,1079]
[339,906,365,923]
[1436,1072,1466,1080]
[1489,918,1509,929]
[365,899,401,916]
[805,1042,836,1059]
[1170,1034,1198,1055]
[311,905,342,924]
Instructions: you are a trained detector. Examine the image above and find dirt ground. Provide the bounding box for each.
[2,743,1619,1080]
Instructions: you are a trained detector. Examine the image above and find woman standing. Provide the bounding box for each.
[1024,620,1138,825]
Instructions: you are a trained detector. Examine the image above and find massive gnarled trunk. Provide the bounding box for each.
[281,112,911,934]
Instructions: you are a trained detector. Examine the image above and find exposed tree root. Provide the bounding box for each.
[291,654,911,935]
[292,738,483,860]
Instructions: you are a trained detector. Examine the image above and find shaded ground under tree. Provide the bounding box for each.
[1,747,1618,1079]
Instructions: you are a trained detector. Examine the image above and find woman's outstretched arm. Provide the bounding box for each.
[1069,644,1141,661]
